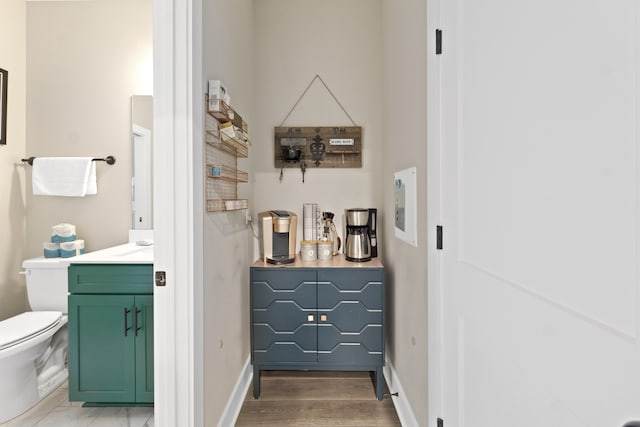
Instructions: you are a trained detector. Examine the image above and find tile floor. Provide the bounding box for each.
[1,382,154,427]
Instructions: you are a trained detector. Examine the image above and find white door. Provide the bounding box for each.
[431,1,640,426]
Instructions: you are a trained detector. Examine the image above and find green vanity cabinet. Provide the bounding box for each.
[250,258,385,400]
[68,264,153,404]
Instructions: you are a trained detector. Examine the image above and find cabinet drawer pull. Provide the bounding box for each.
[124,307,131,336]
[307,314,314,322]
[135,307,141,336]
[320,314,327,322]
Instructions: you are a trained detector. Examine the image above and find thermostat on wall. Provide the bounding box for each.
[394,167,417,247]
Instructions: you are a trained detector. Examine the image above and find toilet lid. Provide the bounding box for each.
[0,311,62,351]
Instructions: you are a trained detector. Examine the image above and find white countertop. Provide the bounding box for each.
[68,242,154,264]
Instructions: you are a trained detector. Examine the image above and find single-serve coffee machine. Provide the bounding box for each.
[259,210,298,264]
[345,208,372,262]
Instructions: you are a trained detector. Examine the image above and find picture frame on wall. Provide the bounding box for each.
[0,68,7,145]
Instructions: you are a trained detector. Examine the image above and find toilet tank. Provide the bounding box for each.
[22,257,70,313]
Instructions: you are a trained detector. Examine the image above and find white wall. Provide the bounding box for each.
[0,0,27,321]
[381,0,429,424]
[252,0,383,244]
[202,0,255,423]
[25,0,152,258]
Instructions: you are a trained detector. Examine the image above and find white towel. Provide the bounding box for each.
[85,161,97,195]
[32,157,97,197]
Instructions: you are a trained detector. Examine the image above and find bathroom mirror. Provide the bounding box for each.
[131,95,153,229]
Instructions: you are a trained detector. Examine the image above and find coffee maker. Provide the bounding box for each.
[258,210,298,264]
[345,208,371,262]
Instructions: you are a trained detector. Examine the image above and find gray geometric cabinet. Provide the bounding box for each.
[250,264,384,400]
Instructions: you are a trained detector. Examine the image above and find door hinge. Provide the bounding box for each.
[436,29,443,55]
[436,225,443,250]
[438,418,444,427]
[155,271,166,287]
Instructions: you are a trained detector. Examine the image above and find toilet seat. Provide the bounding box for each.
[0,311,62,351]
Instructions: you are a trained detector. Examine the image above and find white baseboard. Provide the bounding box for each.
[384,361,420,427]
[217,357,252,427]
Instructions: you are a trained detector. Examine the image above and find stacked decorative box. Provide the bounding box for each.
[43,223,85,258]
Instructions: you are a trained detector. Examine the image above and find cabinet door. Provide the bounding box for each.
[135,295,154,402]
[317,269,384,365]
[251,269,317,364]
[68,295,136,402]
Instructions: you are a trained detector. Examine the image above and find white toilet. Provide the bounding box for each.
[0,256,70,423]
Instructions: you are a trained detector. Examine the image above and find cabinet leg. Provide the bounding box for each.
[376,366,383,401]
[252,365,260,399]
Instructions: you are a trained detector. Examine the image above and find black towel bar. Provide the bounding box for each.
[21,156,116,166]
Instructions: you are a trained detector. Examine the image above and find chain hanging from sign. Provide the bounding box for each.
[275,75,362,182]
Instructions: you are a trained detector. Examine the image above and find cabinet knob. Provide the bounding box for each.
[320,314,327,322]
[307,314,314,322]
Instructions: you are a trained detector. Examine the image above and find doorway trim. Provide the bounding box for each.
[427,0,443,426]
[153,0,203,425]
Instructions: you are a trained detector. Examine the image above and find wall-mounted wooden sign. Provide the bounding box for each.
[274,126,362,168]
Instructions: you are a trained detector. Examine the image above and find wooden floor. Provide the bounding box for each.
[235,371,401,427]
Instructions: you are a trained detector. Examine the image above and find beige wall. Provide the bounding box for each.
[0,0,27,321]
[202,0,255,423]
[25,0,152,258]
[382,0,429,424]
[252,0,383,244]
